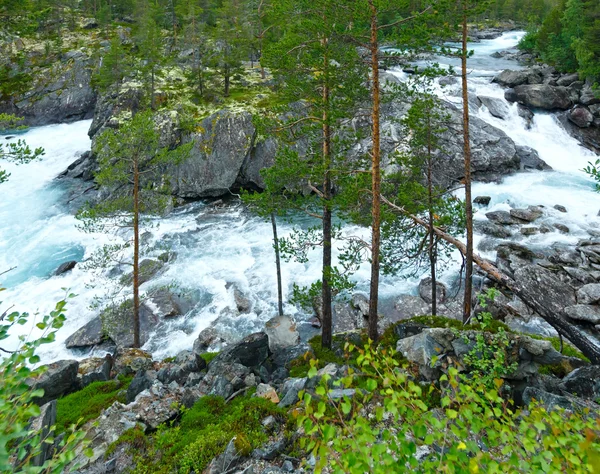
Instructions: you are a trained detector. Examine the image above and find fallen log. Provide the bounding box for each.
[382,195,600,364]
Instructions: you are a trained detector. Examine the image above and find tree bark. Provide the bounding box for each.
[132,154,141,349]
[368,0,381,343]
[271,212,284,317]
[427,115,437,316]
[461,7,474,324]
[381,195,600,365]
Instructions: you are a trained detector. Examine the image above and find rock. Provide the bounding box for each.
[516,145,551,171]
[474,196,491,206]
[580,85,600,106]
[213,332,270,368]
[30,360,79,405]
[493,69,543,88]
[278,378,307,408]
[486,210,524,225]
[418,277,447,304]
[207,438,245,474]
[559,366,600,399]
[478,96,511,120]
[54,260,77,276]
[568,105,594,128]
[351,293,370,316]
[553,223,570,234]
[80,354,113,387]
[148,288,198,318]
[119,259,165,286]
[510,207,543,222]
[520,227,539,236]
[175,349,207,373]
[264,316,300,352]
[576,284,600,304]
[255,383,279,403]
[505,84,572,110]
[81,18,99,29]
[557,73,580,87]
[564,305,600,324]
[65,317,106,349]
[475,221,513,238]
[27,401,57,467]
[99,301,160,348]
[112,348,154,377]
[517,104,534,127]
[252,439,286,460]
[522,387,594,412]
[393,295,431,320]
[554,205,568,213]
[126,370,156,403]
[193,326,224,354]
[513,265,576,315]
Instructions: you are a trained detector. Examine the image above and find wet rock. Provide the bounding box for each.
[493,69,543,87]
[564,305,600,324]
[65,317,106,349]
[520,227,539,236]
[505,84,573,110]
[475,221,513,238]
[554,204,568,213]
[486,210,524,225]
[474,196,491,206]
[55,260,77,276]
[265,316,300,352]
[119,259,165,286]
[478,95,511,120]
[510,207,543,222]
[226,283,251,314]
[148,288,199,318]
[516,145,551,171]
[559,366,600,399]
[517,104,534,128]
[214,332,270,368]
[418,277,447,304]
[553,223,570,234]
[30,360,79,405]
[576,284,600,304]
[193,326,224,354]
[568,105,594,128]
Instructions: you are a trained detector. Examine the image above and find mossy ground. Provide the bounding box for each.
[110,394,289,474]
[55,375,132,434]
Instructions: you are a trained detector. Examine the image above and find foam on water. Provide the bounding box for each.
[2,31,599,363]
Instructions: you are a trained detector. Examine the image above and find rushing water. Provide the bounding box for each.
[2,31,599,363]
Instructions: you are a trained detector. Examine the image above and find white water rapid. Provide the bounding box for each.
[2,31,599,363]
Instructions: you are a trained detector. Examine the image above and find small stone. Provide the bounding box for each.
[520,227,539,236]
[474,196,491,206]
[55,260,77,276]
[554,205,567,213]
[553,223,570,234]
[282,460,295,472]
[255,383,279,403]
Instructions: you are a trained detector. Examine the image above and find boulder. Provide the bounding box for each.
[577,284,600,305]
[119,259,165,286]
[278,378,307,408]
[126,370,156,403]
[351,293,370,316]
[393,295,431,320]
[513,265,576,315]
[554,205,568,213]
[516,145,551,171]
[517,104,534,127]
[556,73,580,87]
[418,277,448,304]
[505,84,572,110]
[80,355,113,387]
[580,85,600,106]
[30,360,79,405]
[213,332,270,368]
[522,387,593,412]
[65,316,105,349]
[206,438,245,474]
[264,316,300,352]
[27,401,57,467]
[486,210,523,225]
[99,301,160,348]
[478,95,511,120]
[564,305,600,324]
[559,366,600,399]
[473,196,491,206]
[492,69,543,88]
[568,105,594,128]
[148,288,198,318]
[112,348,154,376]
[255,383,279,404]
[54,260,77,276]
[510,207,543,222]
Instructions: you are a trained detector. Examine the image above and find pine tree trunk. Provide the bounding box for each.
[427,124,437,316]
[271,212,284,317]
[132,154,141,349]
[368,1,381,343]
[224,70,230,97]
[151,67,156,110]
[461,8,474,324]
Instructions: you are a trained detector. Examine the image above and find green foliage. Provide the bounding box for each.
[199,351,219,365]
[297,342,600,473]
[93,35,130,92]
[55,376,132,435]
[0,114,45,185]
[119,394,288,473]
[0,297,91,472]
[584,158,600,192]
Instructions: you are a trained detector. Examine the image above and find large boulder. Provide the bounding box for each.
[513,265,576,315]
[478,95,511,120]
[559,366,600,399]
[568,105,594,128]
[492,69,543,88]
[213,332,270,368]
[418,277,447,304]
[505,84,573,110]
[564,305,600,324]
[65,316,106,349]
[30,360,79,405]
[516,145,551,171]
[264,316,300,352]
[99,301,161,348]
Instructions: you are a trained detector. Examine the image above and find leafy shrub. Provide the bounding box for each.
[297,342,600,473]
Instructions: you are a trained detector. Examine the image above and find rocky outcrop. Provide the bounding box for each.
[0,50,96,126]
[505,84,573,110]
[29,360,79,405]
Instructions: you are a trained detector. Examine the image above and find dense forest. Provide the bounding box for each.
[1,0,600,472]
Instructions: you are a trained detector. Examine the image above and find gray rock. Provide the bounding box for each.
[119,259,165,286]
[269,343,310,370]
[516,145,551,171]
[479,95,511,120]
[393,295,431,320]
[553,223,570,234]
[520,227,539,236]
[568,105,594,128]
[557,73,580,87]
[252,439,286,460]
[148,288,199,318]
[473,196,491,206]
[493,69,543,87]
[513,265,576,315]
[554,205,568,213]
[505,84,573,110]
[30,360,79,405]
[99,301,160,348]
[522,387,593,412]
[577,284,600,304]
[559,366,600,399]
[65,317,105,349]
[207,438,245,474]
[418,277,447,304]
[351,293,370,316]
[55,260,77,276]
[475,221,513,239]
[510,207,543,222]
[27,401,57,467]
[278,378,307,408]
[214,332,270,368]
[580,86,600,106]
[517,104,534,127]
[486,210,523,225]
[80,355,113,387]
[564,304,600,324]
[127,370,156,403]
[265,316,300,352]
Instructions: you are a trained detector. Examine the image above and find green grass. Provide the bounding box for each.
[112,394,288,473]
[56,376,132,434]
[200,352,219,365]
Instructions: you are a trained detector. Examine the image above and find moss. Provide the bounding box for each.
[200,352,219,365]
[55,375,133,434]
[106,426,148,458]
[131,394,289,473]
[527,335,589,362]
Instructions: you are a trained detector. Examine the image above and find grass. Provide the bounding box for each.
[200,352,219,365]
[56,376,132,435]
[111,394,288,474]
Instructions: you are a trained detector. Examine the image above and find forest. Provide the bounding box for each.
[1,0,600,472]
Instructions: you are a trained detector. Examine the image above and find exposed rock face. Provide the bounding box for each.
[30,360,79,405]
[0,50,96,126]
[564,305,600,324]
[505,84,573,110]
[559,366,600,399]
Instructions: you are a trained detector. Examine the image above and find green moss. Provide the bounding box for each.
[55,376,132,434]
[527,335,589,362]
[200,352,219,365]
[130,394,289,473]
[106,426,148,458]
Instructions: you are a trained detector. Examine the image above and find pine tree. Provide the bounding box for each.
[94,35,129,93]
[136,1,165,109]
